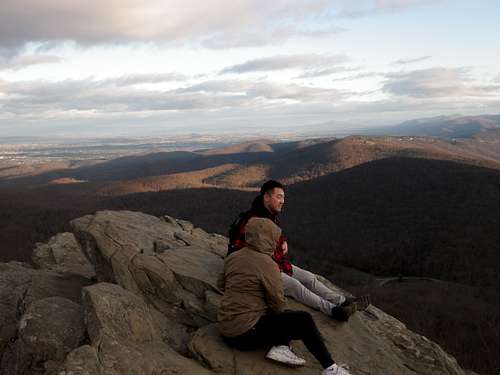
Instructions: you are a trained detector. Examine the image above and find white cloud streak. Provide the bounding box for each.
[297,66,362,78]
[221,54,349,74]
[392,56,432,65]
[0,54,63,70]
[101,73,189,86]
[383,67,500,98]
[338,0,444,18]
[331,72,382,82]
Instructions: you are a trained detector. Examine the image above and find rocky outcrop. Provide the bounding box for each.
[32,232,95,279]
[0,262,92,374]
[63,282,211,375]
[17,297,86,374]
[0,210,476,374]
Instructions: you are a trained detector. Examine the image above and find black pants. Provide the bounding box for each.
[224,310,334,369]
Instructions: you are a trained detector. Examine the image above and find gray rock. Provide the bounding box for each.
[189,301,469,375]
[0,263,91,374]
[189,323,321,375]
[79,282,212,375]
[32,232,95,279]
[0,263,32,359]
[0,263,91,349]
[71,211,185,284]
[71,211,225,327]
[16,297,85,374]
[150,308,192,356]
[157,246,223,298]
[176,219,194,233]
[161,214,182,228]
[59,345,100,375]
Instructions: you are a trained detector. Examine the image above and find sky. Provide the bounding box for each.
[0,0,499,137]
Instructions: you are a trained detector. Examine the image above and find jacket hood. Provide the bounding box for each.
[245,217,281,256]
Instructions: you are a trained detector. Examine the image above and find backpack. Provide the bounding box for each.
[227,211,251,255]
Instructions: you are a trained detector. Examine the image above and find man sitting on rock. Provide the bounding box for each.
[227,180,370,322]
[219,217,352,374]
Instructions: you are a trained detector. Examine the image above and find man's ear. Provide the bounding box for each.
[262,192,270,204]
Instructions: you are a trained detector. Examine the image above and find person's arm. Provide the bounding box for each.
[261,261,286,313]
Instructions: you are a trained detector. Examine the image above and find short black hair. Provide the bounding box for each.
[260,180,284,196]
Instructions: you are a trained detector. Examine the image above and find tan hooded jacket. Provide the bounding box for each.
[218,217,286,337]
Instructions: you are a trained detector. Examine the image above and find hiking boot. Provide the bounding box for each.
[322,363,352,375]
[342,295,371,311]
[265,345,306,367]
[331,306,350,322]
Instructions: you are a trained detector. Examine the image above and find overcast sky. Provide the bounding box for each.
[1,0,499,137]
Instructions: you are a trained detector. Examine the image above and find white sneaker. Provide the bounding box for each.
[322,363,352,375]
[265,345,306,367]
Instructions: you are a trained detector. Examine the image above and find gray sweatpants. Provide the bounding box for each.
[281,265,345,316]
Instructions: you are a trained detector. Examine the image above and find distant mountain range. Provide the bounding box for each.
[366,114,500,138]
[3,128,500,194]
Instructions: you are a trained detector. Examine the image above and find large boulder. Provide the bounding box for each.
[32,232,95,279]
[58,282,212,375]
[71,210,226,327]
[188,299,468,375]
[0,262,33,362]
[16,297,86,374]
[0,262,91,373]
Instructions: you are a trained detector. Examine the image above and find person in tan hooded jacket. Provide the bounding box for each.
[218,216,286,337]
[218,217,351,375]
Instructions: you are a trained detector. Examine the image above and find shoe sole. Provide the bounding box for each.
[265,354,306,367]
[266,357,306,367]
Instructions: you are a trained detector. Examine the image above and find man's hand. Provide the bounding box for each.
[281,241,288,255]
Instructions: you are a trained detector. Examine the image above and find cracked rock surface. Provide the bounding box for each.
[0,210,477,374]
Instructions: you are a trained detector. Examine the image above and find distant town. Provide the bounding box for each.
[0,134,254,164]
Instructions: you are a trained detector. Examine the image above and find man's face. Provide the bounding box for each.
[263,187,285,214]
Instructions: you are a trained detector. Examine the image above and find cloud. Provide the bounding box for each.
[297,66,362,78]
[331,72,381,81]
[0,1,448,54]
[202,25,345,49]
[3,73,500,136]
[392,56,432,65]
[0,0,344,51]
[375,0,441,10]
[0,54,63,70]
[383,67,500,98]
[221,54,349,74]
[7,68,496,126]
[0,77,342,119]
[338,0,444,18]
[102,73,189,86]
[177,79,342,101]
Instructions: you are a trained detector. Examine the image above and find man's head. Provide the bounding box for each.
[261,180,285,214]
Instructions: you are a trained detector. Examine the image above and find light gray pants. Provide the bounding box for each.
[281,265,345,316]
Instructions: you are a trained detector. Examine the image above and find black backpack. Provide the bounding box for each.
[227,211,251,255]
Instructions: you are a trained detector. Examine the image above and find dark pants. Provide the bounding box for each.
[224,310,334,369]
